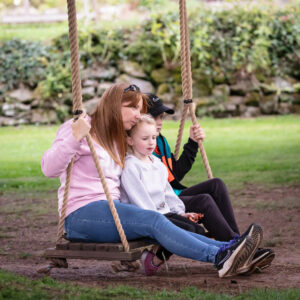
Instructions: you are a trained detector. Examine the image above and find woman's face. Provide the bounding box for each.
[121,97,143,130]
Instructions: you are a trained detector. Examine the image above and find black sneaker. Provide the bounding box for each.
[240,223,263,244]
[238,248,275,275]
[236,223,263,273]
[215,235,257,278]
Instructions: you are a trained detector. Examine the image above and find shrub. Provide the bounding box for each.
[0,39,52,90]
[1,3,300,103]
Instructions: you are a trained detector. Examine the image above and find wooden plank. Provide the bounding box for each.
[67,243,82,250]
[95,243,124,251]
[55,240,152,252]
[128,240,151,249]
[56,243,69,250]
[45,248,143,261]
[81,244,96,251]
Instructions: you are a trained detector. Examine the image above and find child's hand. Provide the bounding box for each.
[71,114,91,142]
[181,212,204,223]
[189,124,205,142]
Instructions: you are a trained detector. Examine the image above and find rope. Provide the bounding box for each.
[175,0,213,179]
[56,0,130,252]
[67,0,83,112]
[85,135,129,252]
[56,158,74,244]
[174,0,191,159]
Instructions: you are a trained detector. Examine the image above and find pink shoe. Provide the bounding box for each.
[141,250,162,276]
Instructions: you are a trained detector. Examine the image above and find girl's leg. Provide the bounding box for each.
[65,200,221,263]
[156,214,197,261]
[180,178,240,237]
[156,213,219,261]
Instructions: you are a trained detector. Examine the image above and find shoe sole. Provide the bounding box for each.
[240,252,275,275]
[236,224,263,273]
[218,236,256,278]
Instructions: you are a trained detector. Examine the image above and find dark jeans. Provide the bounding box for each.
[180,178,240,242]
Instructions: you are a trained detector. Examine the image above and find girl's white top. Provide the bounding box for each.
[120,154,185,215]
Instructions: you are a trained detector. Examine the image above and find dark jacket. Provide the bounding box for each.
[157,134,198,190]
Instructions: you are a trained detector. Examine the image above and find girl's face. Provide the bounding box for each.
[121,97,143,130]
[154,113,164,133]
[127,123,157,161]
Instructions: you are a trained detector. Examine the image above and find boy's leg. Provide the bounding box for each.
[180,193,238,241]
[180,178,240,237]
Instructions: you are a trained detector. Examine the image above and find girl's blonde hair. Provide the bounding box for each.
[127,114,156,137]
[90,83,147,167]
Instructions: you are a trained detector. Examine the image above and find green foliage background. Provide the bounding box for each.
[1,2,300,102]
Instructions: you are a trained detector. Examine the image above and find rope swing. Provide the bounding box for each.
[175,0,213,179]
[57,0,130,251]
[40,0,213,274]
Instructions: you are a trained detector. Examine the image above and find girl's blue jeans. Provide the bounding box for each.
[65,200,227,263]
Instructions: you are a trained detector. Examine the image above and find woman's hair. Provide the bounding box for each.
[90,83,147,167]
[127,114,156,137]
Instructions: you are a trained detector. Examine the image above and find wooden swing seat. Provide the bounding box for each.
[45,239,152,262]
[38,0,212,274]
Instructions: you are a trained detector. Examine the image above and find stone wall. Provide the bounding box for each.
[196,75,300,118]
[0,62,299,126]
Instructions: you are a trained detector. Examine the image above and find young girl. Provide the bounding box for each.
[120,114,262,276]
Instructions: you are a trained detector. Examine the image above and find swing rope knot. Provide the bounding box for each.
[73,109,84,116]
[183,99,193,104]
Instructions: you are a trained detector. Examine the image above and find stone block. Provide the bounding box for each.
[119,61,147,79]
[116,74,154,93]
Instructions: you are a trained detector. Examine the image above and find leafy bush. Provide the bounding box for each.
[0,39,52,90]
[1,3,300,102]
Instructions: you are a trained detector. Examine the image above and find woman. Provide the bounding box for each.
[41,83,260,278]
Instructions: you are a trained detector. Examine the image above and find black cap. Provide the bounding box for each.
[146,93,174,117]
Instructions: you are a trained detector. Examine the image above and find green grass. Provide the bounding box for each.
[0,17,141,42]
[0,125,59,193]
[175,116,300,189]
[0,117,299,297]
[0,23,69,42]
[0,270,299,300]
[0,116,299,195]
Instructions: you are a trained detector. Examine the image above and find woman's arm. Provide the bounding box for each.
[41,120,82,178]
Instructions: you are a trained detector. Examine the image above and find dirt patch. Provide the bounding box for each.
[1,184,300,294]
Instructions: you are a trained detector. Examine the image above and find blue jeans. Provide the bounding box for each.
[65,200,227,263]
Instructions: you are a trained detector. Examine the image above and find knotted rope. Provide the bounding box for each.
[174,0,213,179]
[56,0,129,252]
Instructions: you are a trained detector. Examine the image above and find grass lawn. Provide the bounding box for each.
[0,18,140,42]
[1,270,299,300]
[0,115,299,298]
[0,23,69,42]
[178,116,300,189]
[0,115,299,196]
